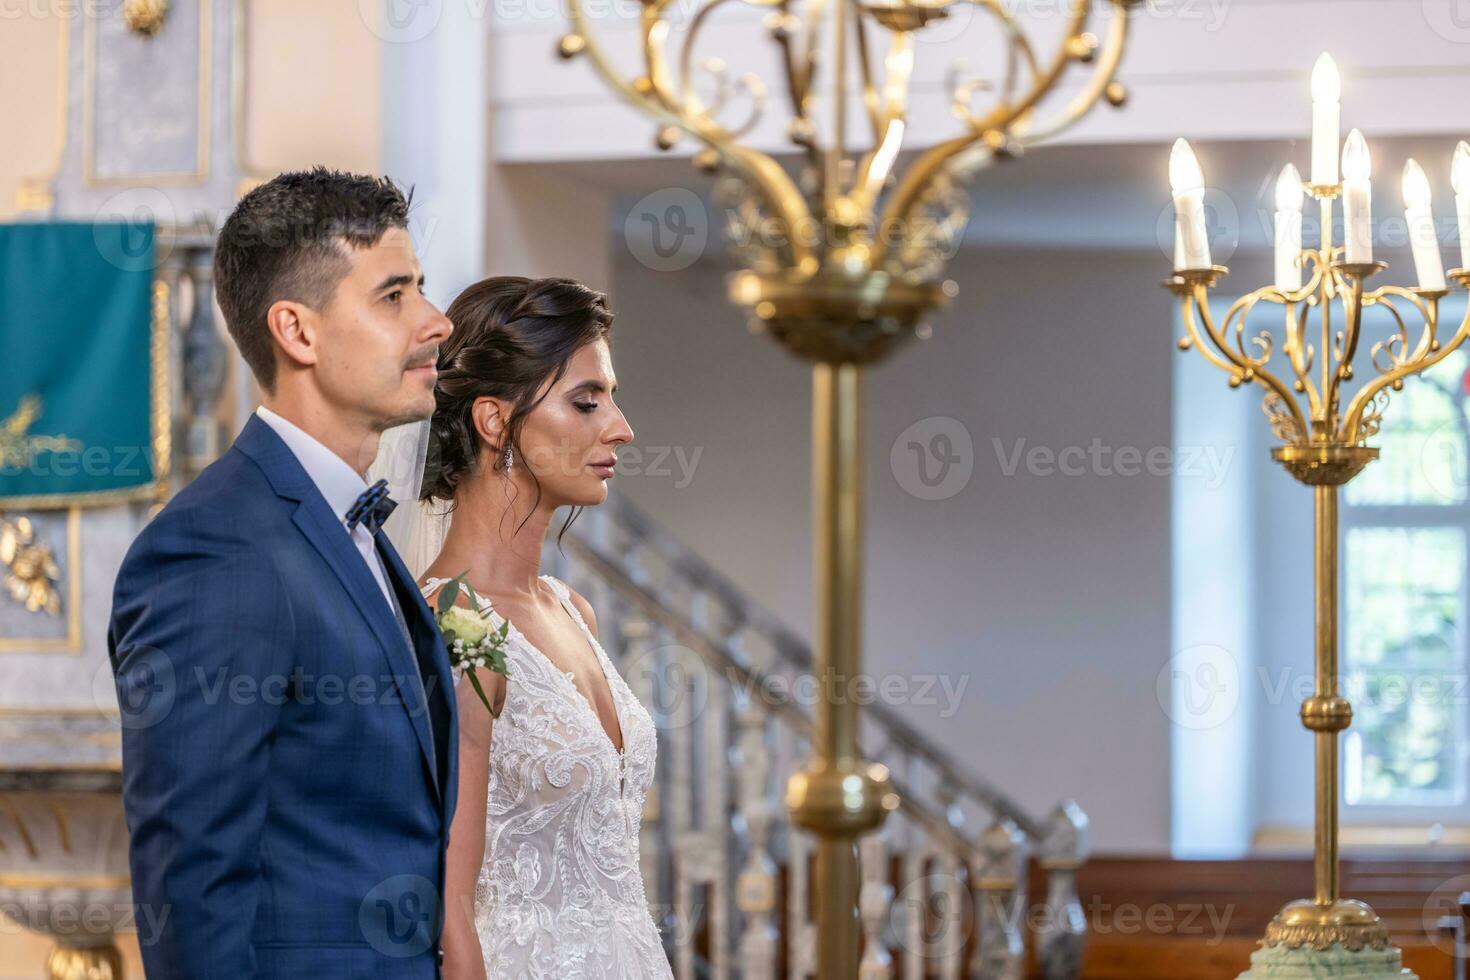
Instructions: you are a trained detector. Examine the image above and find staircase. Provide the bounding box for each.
[542,491,1090,978]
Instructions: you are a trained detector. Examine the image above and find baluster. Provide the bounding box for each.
[179,257,228,475]
[785,732,817,980]
[936,849,966,980]
[625,535,651,589]
[1036,801,1089,980]
[702,663,731,979]
[733,691,778,980]
[900,771,927,980]
[858,826,894,979]
[669,642,699,978]
[973,818,1028,980]
[933,781,966,980]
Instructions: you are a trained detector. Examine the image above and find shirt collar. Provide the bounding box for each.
[254,405,369,526]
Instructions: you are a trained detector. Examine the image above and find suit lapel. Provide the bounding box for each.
[376,533,457,805]
[235,415,442,802]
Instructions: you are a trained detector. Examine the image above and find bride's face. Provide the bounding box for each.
[511,338,633,507]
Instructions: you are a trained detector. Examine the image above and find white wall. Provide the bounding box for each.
[1169,266,1266,858]
[487,0,1470,162]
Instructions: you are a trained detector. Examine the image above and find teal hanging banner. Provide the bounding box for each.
[0,222,168,508]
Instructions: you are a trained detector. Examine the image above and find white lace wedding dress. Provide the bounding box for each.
[421,573,674,979]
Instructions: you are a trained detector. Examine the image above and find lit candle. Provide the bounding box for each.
[1311,53,1341,187]
[1342,129,1372,264]
[1170,138,1210,270]
[1403,159,1446,291]
[1275,163,1304,292]
[1454,141,1470,272]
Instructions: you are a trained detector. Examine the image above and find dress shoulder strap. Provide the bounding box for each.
[542,574,595,635]
[540,574,578,612]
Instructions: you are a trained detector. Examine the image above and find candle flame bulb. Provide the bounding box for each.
[1310,53,1342,186]
[1403,157,1445,290]
[1276,163,1304,212]
[1170,138,1204,194]
[1311,52,1340,104]
[1169,138,1210,270]
[1403,158,1432,211]
[1453,141,1470,197]
[1342,129,1371,182]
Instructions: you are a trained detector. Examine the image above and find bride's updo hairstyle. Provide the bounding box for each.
[422,276,614,535]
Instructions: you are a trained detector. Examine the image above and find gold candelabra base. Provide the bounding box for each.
[1262,898,1391,952]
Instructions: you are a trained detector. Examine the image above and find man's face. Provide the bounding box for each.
[313,226,452,431]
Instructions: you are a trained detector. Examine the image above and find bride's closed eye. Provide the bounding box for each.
[574,402,598,414]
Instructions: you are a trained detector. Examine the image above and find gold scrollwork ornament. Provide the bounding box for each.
[123,0,170,38]
[0,513,62,616]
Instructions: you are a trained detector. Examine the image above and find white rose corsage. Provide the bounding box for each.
[433,572,510,717]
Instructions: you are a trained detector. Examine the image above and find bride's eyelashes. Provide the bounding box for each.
[574,401,598,414]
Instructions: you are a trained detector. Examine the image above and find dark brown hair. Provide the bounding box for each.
[213,167,412,392]
[423,276,615,543]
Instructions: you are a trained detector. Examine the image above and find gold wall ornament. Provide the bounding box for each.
[45,945,124,980]
[1166,56,1470,968]
[0,513,62,617]
[123,0,170,38]
[559,0,1143,972]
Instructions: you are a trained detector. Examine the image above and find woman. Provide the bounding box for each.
[410,277,672,978]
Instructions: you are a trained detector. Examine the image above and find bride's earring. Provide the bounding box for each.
[502,445,514,471]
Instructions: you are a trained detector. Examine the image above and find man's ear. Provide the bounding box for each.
[471,396,509,450]
[265,299,320,371]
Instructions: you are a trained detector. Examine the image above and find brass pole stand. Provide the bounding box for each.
[785,356,901,975]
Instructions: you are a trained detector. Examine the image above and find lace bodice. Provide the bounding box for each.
[421,574,671,979]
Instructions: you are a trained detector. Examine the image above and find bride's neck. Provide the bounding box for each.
[434,471,553,599]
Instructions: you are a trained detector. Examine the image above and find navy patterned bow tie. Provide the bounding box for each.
[345,478,398,534]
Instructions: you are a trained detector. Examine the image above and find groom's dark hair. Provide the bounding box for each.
[213,167,412,393]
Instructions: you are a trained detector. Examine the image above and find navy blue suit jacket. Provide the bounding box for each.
[108,414,460,979]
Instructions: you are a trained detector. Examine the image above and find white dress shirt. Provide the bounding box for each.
[254,405,400,615]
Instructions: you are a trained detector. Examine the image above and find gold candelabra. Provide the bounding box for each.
[558,0,1141,971]
[1167,101,1470,953]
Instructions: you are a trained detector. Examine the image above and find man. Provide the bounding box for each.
[109,168,458,978]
